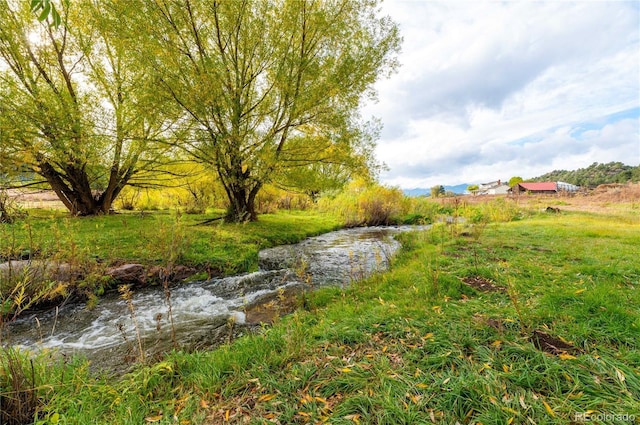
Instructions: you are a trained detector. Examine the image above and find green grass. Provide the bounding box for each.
[0,209,341,272]
[5,210,640,424]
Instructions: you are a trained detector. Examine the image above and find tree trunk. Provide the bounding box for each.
[38,161,114,216]
[217,144,262,222]
[224,183,259,223]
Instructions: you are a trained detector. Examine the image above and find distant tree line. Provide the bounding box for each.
[531,162,640,188]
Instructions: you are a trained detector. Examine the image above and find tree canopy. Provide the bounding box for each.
[124,0,401,221]
[430,185,445,198]
[508,176,523,187]
[0,0,175,215]
[1,0,400,220]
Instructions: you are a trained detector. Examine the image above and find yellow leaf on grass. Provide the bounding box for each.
[176,394,190,404]
[575,288,586,294]
[519,396,528,409]
[145,415,163,422]
[258,394,277,402]
[199,399,210,409]
[558,353,577,360]
[344,414,361,424]
[409,394,422,403]
[341,367,352,373]
[502,364,510,373]
[492,340,502,347]
[479,363,492,373]
[542,400,555,417]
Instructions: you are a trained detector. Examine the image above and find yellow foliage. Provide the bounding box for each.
[319,180,408,226]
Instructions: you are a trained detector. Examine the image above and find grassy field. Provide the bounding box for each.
[0,209,341,272]
[3,207,637,424]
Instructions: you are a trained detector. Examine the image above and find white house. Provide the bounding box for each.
[477,180,510,195]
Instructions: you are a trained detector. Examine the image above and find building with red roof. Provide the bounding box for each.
[511,182,558,194]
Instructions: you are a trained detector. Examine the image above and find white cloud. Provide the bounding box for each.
[365,0,640,188]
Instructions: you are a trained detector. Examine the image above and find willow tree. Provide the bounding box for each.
[0,1,174,215]
[129,0,400,222]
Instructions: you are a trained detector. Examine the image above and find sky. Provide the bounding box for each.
[363,0,640,189]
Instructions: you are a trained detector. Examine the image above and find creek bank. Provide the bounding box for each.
[0,260,196,287]
[5,225,427,373]
[0,260,198,320]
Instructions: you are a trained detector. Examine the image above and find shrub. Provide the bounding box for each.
[319,181,408,227]
[0,192,26,224]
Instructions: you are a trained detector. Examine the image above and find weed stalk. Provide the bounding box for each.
[504,274,529,335]
[162,273,177,349]
[119,285,145,363]
[470,218,488,274]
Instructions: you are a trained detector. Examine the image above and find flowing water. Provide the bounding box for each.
[6,226,424,372]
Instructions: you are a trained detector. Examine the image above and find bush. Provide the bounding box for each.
[319,181,408,227]
[0,191,25,224]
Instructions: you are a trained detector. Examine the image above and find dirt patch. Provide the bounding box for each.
[5,189,66,209]
[461,276,506,293]
[531,329,581,355]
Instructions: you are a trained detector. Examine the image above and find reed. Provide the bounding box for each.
[119,285,145,363]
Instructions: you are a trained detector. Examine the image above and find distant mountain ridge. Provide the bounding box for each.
[403,184,469,197]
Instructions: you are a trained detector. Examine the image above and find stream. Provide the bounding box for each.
[6,226,424,373]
